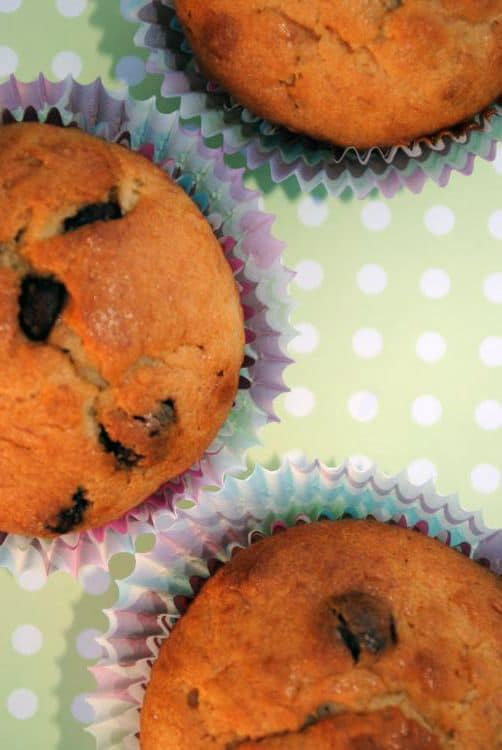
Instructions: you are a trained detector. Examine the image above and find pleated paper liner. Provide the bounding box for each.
[122,0,502,198]
[0,75,294,579]
[86,458,501,748]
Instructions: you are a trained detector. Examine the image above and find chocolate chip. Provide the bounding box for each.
[45,486,90,534]
[18,274,67,342]
[98,424,143,468]
[187,689,199,708]
[63,201,122,233]
[329,591,398,663]
[133,398,175,438]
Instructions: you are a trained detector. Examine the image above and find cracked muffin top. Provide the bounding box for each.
[176,0,502,148]
[0,122,244,537]
[140,520,502,750]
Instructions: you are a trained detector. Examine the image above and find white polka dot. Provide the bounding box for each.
[416,332,447,363]
[290,322,320,354]
[297,196,329,227]
[284,387,315,417]
[0,46,18,76]
[419,269,451,299]
[360,201,391,231]
[470,464,501,494]
[114,55,146,87]
[76,629,102,660]
[411,395,442,426]
[7,689,38,719]
[294,260,324,291]
[56,0,86,16]
[475,400,502,431]
[51,50,82,79]
[483,273,502,304]
[11,625,43,656]
[71,694,95,724]
[493,143,502,175]
[357,264,388,295]
[79,566,110,596]
[407,459,437,486]
[488,210,502,240]
[18,570,46,592]
[0,0,22,12]
[352,328,383,359]
[479,337,502,368]
[348,455,373,472]
[348,391,379,422]
[424,205,455,236]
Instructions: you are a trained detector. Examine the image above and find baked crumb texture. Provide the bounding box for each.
[141,521,502,750]
[0,122,244,536]
[176,0,502,148]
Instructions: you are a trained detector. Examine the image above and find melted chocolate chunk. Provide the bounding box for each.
[187,689,199,709]
[329,591,398,663]
[18,275,67,342]
[98,424,143,468]
[63,201,122,233]
[133,398,175,438]
[45,487,90,534]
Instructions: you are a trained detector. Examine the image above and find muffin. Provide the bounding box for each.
[176,0,502,148]
[141,520,502,749]
[0,122,244,537]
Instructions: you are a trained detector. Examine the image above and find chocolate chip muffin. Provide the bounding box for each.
[0,122,244,537]
[141,520,502,749]
[176,0,502,148]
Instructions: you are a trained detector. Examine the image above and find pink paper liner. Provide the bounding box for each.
[86,457,501,748]
[0,76,294,578]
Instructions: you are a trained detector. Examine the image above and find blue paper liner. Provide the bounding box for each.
[87,457,501,749]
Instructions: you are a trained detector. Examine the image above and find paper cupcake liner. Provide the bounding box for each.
[0,75,294,578]
[86,457,501,749]
[121,0,502,198]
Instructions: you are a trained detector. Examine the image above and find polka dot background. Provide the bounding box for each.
[0,0,157,98]
[0,1,501,747]
[249,151,502,529]
[0,565,116,749]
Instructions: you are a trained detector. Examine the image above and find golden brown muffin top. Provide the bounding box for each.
[0,122,244,536]
[237,707,440,748]
[176,0,502,147]
[141,520,502,749]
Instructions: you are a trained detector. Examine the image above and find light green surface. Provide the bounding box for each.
[249,161,502,527]
[0,1,501,748]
